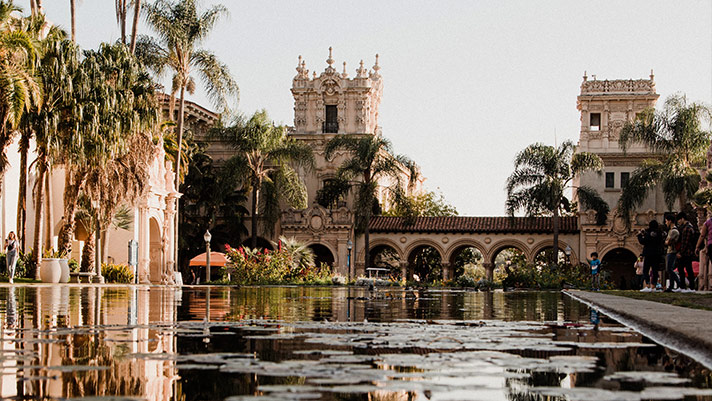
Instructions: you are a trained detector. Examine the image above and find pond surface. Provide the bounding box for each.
[0,286,711,401]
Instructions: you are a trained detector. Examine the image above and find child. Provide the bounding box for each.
[634,255,645,290]
[588,252,601,291]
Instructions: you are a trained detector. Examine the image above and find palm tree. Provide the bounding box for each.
[57,42,158,257]
[211,110,314,248]
[0,1,41,201]
[137,0,238,265]
[129,0,141,53]
[617,94,711,224]
[506,140,608,265]
[318,135,419,272]
[69,0,76,42]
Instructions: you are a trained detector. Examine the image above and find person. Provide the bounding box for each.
[676,212,697,292]
[664,214,681,292]
[637,220,664,292]
[588,252,601,291]
[4,232,18,284]
[695,213,712,291]
[634,254,645,290]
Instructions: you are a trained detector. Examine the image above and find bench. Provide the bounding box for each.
[365,267,390,279]
[69,272,103,283]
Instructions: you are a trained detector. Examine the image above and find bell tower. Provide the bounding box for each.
[291,47,383,136]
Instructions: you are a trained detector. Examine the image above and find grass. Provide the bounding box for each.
[602,290,712,311]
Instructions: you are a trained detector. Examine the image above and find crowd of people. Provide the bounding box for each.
[634,211,707,293]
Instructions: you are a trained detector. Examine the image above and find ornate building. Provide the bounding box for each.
[279,48,423,276]
[574,72,662,286]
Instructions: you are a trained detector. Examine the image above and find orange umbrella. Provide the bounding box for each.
[189,251,229,267]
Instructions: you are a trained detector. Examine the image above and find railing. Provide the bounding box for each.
[322,121,339,133]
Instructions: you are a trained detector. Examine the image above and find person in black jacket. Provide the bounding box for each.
[637,220,665,292]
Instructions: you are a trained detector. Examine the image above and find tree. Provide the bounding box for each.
[506,140,608,265]
[0,1,41,202]
[56,42,159,259]
[384,188,457,224]
[211,110,314,248]
[318,135,419,272]
[69,0,75,42]
[617,94,711,224]
[137,0,238,265]
[115,0,142,52]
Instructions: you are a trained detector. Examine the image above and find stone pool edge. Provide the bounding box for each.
[564,290,712,370]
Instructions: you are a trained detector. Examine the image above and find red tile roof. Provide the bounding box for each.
[369,216,579,234]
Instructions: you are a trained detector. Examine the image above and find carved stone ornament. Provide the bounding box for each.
[310,215,324,230]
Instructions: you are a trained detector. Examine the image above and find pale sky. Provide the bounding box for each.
[30,0,712,216]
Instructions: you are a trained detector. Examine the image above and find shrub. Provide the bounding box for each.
[225,244,337,285]
[101,263,135,283]
[68,259,79,273]
[501,262,614,290]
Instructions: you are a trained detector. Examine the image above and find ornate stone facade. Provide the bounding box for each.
[281,49,423,276]
[575,71,665,285]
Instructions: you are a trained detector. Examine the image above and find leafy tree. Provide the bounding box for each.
[618,94,711,224]
[384,188,457,224]
[318,135,419,271]
[179,147,248,269]
[211,110,314,248]
[506,140,608,265]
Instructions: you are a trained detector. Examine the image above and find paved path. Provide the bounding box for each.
[565,290,712,369]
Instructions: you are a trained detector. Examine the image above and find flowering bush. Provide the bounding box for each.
[101,263,135,283]
[225,242,335,285]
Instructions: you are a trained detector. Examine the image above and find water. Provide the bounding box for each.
[0,286,711,400]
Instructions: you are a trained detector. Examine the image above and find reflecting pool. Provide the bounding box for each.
[0,286,711,400]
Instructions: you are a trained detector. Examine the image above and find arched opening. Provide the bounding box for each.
[407,245,442,283]
[492,247,526,276]
[533,247,567,268]
[308,244,334,268]
[602,248,638,290]
[369,245,402,279]
[149,217,162,283]
[241,237,274,251]
[449,246,485,283]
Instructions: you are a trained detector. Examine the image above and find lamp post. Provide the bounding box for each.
[346,239,353,281]
[91,199,104,283]
[204,230,211,284]
[564,245,572,266]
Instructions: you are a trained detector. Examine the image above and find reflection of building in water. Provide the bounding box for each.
[0,287,179,400]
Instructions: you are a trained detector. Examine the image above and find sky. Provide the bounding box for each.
[28,0,712,216]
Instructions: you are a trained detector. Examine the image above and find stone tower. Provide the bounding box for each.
[291,47,383,136]
[575,72,662,287]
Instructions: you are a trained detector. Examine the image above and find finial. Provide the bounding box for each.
[373,54,380,72]
[650,69,654,80]
[583,70,587,81]
[297,55,302,68]
[592,74,597,81]
[356,60,368,78]
[327,46,334,66]
[313,71,317,79]
[342,61,348,78]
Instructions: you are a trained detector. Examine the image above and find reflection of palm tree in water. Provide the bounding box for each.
[6,286,17,329]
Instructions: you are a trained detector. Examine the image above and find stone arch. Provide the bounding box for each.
[531,240,578,265]
[356,238,404,263]
[405,240,445,283]
[444,240,489,265]
[307,242,336,267]
[601,246,639,290]
[488,239,530,265]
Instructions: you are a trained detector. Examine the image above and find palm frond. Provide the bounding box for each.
[576,185,610,225]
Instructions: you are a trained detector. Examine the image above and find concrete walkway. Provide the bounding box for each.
[565,290,712,369]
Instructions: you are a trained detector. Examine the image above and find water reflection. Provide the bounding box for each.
[0,286,709,400]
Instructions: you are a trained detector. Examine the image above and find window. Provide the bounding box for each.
[323,105,338,133]
[590,113,601,131]
[620,172,630,188]
[605,172,614,188]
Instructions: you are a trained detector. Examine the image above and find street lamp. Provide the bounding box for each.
[346,239,353,281]
[564,245,572,265]
[91,199,104,283]
[204,230,212,284]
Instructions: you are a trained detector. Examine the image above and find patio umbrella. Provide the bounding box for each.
[189,251,229,267]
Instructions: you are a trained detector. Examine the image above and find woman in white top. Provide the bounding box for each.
[5,232,18,284]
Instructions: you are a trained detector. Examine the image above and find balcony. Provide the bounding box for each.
[322,121,339,133]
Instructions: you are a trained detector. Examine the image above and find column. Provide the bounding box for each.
[163,194,177,285]
[137,202,151,284]
[483,263,494,282]
[399,261,408,282]
[441,262,450,281]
